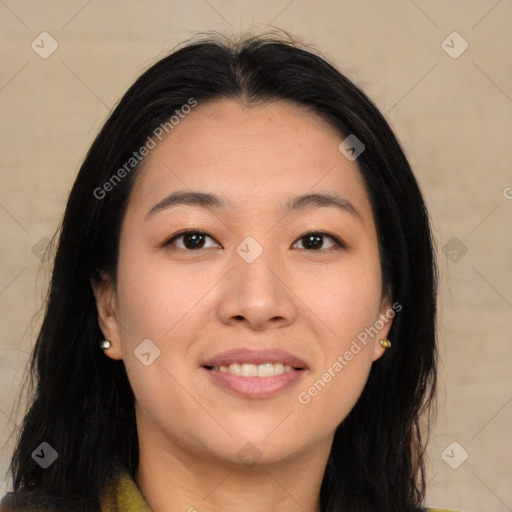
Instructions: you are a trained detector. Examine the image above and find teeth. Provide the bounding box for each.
[242,363,258,377]
[211,362,296,377]
[228,363,242,376]
[274,363,284,375]
[257,363,274,377]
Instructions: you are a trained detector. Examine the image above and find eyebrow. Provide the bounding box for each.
[146,191,229,219]
[285,193,361,220]
[145,190,362,222]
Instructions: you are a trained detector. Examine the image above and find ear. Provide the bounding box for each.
[91,273,123,360]
[371,292,396,362]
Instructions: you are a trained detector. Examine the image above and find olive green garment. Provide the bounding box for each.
[0,468,461,511]
[102,471,460,512]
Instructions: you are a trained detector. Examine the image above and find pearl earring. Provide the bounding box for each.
[100,340,111,351]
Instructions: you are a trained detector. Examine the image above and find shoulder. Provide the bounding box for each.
[0,466,142,512]
[0,492,31,511]
[0,491,56,511]
[0,491,79,511]
[0,492,25,511]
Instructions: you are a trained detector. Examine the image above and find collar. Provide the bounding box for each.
[101,467,152,511]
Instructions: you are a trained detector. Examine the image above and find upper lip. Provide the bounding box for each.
[202,348,308,370]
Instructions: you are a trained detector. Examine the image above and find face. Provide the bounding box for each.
[93,99,392,468]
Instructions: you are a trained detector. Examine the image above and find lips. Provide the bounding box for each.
[202,348,308,398]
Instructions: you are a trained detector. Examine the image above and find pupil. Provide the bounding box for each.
[306,234,322,250]
[185,233,204,249]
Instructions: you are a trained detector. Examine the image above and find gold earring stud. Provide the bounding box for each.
[100,340,111,351]
[379,338,391,349]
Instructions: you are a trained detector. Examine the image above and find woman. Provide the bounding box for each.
[1,30,458,511]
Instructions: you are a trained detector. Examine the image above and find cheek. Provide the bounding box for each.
[115,247,216,343]
[296,287,378,434]
[124,359,210,447]
[293,253,381,430]
[296,348,373,438]
[297,253,383,342]
[114,249,217,404]
[115,252,209,430]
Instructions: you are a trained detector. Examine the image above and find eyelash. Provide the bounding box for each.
[164,229,346,252]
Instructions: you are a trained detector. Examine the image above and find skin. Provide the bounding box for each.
[92,99,393,512]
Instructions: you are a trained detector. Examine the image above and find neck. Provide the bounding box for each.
[135,427,330,512]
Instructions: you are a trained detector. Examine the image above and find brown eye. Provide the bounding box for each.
[293,232,344,251]
[166,230,219,250]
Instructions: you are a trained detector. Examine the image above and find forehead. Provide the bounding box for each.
[126,99,374,224]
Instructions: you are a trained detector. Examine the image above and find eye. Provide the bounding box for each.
[292,232,345,251]
[165,230,220,250]
[164,230,345,252]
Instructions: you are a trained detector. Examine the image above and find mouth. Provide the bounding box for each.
[202,348,307,398]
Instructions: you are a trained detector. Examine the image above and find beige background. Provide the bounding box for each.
[1,1,511,510]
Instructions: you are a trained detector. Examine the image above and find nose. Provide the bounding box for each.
[216,243,297,331]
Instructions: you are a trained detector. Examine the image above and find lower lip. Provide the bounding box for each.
[203,368,305,398]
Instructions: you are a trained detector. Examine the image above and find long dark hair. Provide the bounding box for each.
[6,30,438,511]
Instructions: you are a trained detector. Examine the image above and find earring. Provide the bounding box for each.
[100,340,111,351]
[379,338,391,349]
